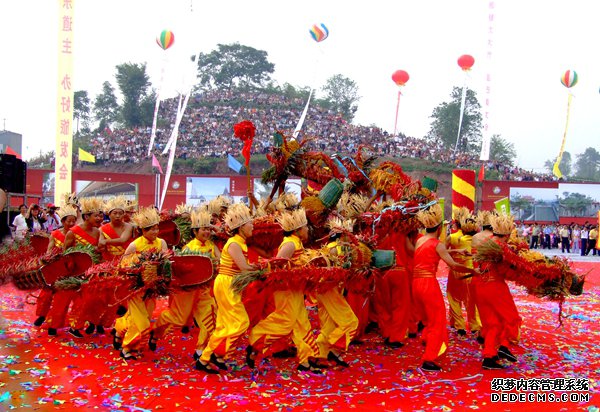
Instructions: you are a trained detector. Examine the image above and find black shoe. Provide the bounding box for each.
[365,321,378,334]
[297,363,323,375]
[96,325,105,335]
[417,321,425,332]
[327,351,349,367]
[193,351,202,361]
[246,345,256,369]
[272,346,297,358]
[483,357,504,370]
[33,316,45,327]
[116,305,127,317]
[498,346,517,363]
[181,326,190,334]
[111,328,123,350]
[148,331,158,352]
[195,360,219,374]
[309,358,329,369]
[120,350,137,361]
[68,328,83,338]
[210,353,228,371]
[421,361,442,372]
[408,332,418,339]
[349,339,364,346]
[84,323,95,335]
[384,337,405,348]
[48,328,57,336]
[476,335,485,345]
[457,329,467,336]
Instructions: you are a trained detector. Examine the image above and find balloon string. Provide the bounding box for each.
[453,75,468,155]
[148,53,167,157]
[552,92,573,178]
[393,90,401,136]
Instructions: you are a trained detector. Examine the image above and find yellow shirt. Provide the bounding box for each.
[120,236,163,268]
[590,229,598,241]
[448,229,464,248]
[279,235,304,261]
[184,238,218,258]
[219,234,248,277]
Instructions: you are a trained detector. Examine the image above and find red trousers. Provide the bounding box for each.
[473,278,522,358]
[375,268,412,342]
[412,277,448,362]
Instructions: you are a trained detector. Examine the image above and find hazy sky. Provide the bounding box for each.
[2,0,600,172]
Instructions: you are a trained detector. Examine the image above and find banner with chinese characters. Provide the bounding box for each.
[479,0,496,161]
[54,0,74,205]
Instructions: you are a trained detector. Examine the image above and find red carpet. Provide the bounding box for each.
[0,262,598,411]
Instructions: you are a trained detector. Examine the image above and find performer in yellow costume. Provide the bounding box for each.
[247,208,322,374]
[151,208,219,361]
[196,203,254,374]
[118,207,168,360]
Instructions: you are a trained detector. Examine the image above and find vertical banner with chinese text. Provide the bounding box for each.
[479,1,495,161]
[54,0,74,205]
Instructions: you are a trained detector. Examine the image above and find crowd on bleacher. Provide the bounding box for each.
[88,89,557,182]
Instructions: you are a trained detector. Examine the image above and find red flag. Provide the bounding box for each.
[478,164,485,182]
[152,154,164,174]
[5,146,21,160]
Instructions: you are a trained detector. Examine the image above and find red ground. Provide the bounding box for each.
[0,262,598,411]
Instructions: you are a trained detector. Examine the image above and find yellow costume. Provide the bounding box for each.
[200,234,250,362]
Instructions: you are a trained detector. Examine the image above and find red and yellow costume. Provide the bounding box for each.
[200,234,250,362]
[249,235,318,364]
[153,238,218,352]
[447,230,481,332]
[412,236,448,363]
[37,230,66,325]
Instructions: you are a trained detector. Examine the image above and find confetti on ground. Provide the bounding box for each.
[0,262,598,411]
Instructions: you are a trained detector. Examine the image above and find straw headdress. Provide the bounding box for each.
[273,193,299,212]
[453,206,471,227]
[369,199,394,213]
[491,213,514,236]
[190,209,212,229]
[417,204,443,229]
[208,195,232,216]
[104,195,128,214]
[57,204,78,220]
[277,208,308,232]
[461,217,479,234]
[63,192,80,207]
[224,203,253,230]
[132,206,161,229]
[175,203,194,216]
[327,216,355,233]
[79,197,104,215]
[337,193,371,219]
[476,210,494,228]
[126,199,138,212]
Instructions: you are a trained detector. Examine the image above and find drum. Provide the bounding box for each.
[371,249,396,269]
[317,178,343,209]
[421,176,438,192]
[40,252,94,286]
[30,234,50,256]
[159,220,181,248]
[171,255,214,288]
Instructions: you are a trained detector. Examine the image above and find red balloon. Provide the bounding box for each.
[458,54,475,71]
[391,70,410,87]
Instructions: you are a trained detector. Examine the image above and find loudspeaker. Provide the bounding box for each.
[0,154,27,193]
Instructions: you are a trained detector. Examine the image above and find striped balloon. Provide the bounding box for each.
[309,23,329,43]
[560,70,578,88]
[156,30,175,50]
[451,169,475,217]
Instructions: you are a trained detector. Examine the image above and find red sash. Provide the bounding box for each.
[51,229,67,248]
[70,225,98,246]
[101,223,131,257]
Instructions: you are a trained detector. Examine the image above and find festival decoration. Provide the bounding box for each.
[553,70,578,178]
[455,54,475,154]
[391,70,410,137]
[309,23,329,42]
[560,70,578,88]
[457,54,475,71]
[156,30,175,50]
[451,169,475,215]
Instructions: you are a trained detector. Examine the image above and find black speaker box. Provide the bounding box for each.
[0,154,27,193]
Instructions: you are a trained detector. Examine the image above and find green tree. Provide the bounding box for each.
[544,151,572,176]
[558,192,595,216]
[93,81,118,130]
[427,87,482,154]
[574,147,600,181]
[489,134,517,166]
[196,43,275,89]
[115,62,153,127]
[73,90,91,135]
[510,193,534,220]
[321,74,361,122]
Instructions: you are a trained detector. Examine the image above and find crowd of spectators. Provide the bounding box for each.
[88,89,557,182]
